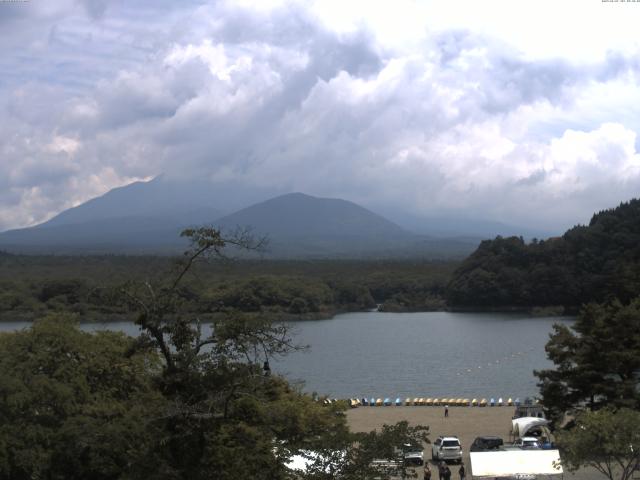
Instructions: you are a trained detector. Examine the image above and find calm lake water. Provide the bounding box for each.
[0,311,571,400]
[274,311,572,400]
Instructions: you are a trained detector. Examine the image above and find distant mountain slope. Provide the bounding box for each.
[372,209,556,239]
[213,192,480,258]
[216,192,408,238]
[405,216,554,240]
[447,198,640,310]
[0,216,188,254]
[0,177,235,253]
[40,177,221,228]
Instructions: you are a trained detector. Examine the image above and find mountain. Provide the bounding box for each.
[213,192,464,258]
[36,175,280,229]
[0,176,271,254]
[0,174,517,257]
[213,192,482,258]
[0,177,224,253]
[4,175,554,238]
[216,192,407,238]
[0,187,480,258]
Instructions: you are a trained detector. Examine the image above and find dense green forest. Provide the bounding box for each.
[0,253,454,321]
[447,199,640,312]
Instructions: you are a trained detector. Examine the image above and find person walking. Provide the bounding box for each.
[438,461,445,480]
[443,465,452,480]
[458,463,466,480]
[444,404,449,418]
[424,464,432,480]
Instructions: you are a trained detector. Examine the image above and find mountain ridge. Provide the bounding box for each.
[0,187,480,258]
[214,192,409,238]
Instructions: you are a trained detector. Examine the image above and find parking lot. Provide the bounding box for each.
[348,405,512,467]
[346,405,603,479]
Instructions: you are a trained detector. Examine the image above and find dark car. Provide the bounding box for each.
[469,436,504,452]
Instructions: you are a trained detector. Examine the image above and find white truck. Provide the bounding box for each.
[431,436,463,463]
[470,448,562,479]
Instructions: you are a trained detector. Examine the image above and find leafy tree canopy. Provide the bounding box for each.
[0,314,165,480]
[535,297,640,424]
[557,408,640,480]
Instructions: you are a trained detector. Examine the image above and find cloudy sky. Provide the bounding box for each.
[2,0,640,232]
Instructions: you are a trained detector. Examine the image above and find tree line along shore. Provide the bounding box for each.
[0,254,454,322]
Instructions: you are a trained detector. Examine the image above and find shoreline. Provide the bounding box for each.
[0,306,575,323]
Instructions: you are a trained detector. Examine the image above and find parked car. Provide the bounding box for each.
[403,450,424,466]
[513,404,545,419]
[431,436,462,463]
[469,436,504,452]
[513,436,541,449]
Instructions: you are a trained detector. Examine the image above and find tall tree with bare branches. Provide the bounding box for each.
[118,227,348,479]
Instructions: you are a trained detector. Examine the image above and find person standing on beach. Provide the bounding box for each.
[444,404,449,417]
[458,464,466,480]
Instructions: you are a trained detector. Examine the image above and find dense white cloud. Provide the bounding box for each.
[1,0,640,232]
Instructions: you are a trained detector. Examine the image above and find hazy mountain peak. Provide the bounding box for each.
[215,192,409,239]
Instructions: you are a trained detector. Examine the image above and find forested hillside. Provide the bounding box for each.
[0,254,453,321]
[447,199,640,311]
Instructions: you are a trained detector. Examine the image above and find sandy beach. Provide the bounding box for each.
[347,405,514,466]
[347,405,599,479]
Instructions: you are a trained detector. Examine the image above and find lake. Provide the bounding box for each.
[273,311,572,400]
[0,311,571,400]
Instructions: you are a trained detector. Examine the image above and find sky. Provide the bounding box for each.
[1,0,640,232]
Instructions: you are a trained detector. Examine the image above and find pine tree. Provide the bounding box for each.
[535,297,640,424]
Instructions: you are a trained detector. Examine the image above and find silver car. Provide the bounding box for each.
[513,437,541,449]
